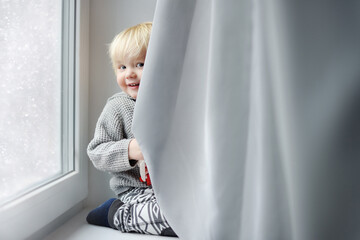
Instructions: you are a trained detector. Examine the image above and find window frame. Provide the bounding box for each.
[0,0,89,239]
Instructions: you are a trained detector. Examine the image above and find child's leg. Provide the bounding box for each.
[86,198,123,229]
[111,188,177,237]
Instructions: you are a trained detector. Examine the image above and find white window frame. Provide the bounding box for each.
[0,0,89,239]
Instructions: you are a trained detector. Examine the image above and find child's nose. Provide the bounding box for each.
[126,69,136,79]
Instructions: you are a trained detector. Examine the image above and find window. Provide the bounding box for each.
[0,0,88,239]
[0,0,73,205]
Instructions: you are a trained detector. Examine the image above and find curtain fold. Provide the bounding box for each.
[133,0,360,239]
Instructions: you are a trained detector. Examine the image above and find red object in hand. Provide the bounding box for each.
[139,165,152,186]
[146,174,151,185]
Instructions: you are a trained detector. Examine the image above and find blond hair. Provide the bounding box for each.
[108,22,152,73]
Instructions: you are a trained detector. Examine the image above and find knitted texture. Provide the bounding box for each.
[87,92,148,195]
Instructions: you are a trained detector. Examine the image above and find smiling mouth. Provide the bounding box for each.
[128,83,140,88]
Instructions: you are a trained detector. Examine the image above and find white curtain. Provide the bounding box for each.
[133,0,360,239]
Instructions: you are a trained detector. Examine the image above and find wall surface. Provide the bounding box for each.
[87,0,157,207]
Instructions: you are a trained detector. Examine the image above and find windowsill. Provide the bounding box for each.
[44,207,177,240]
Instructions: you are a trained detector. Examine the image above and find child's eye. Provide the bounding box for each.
[119,65,126,70]
[136,63,144,68]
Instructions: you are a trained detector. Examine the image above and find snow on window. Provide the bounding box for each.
[0,0,62,203]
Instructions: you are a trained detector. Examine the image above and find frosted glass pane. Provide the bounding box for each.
[0,0,62,203]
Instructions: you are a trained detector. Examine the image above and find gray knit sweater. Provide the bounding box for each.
[87,92,148,196]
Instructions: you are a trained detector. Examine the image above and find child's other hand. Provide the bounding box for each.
[138,160,152,186]
[128,139,144,161]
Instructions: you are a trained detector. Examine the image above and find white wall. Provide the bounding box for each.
[87,0,157,207]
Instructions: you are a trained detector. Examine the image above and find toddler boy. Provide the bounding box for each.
[86,22,176,237]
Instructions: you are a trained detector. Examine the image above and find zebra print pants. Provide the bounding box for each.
[113,187,173,235]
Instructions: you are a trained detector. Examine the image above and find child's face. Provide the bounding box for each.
[116,52,145,99]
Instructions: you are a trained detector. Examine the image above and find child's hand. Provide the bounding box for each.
[138,160,152,186]
[128,139,144,160]
[138,160,147,182]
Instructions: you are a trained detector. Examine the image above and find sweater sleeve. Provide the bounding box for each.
[87,99,135,173]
